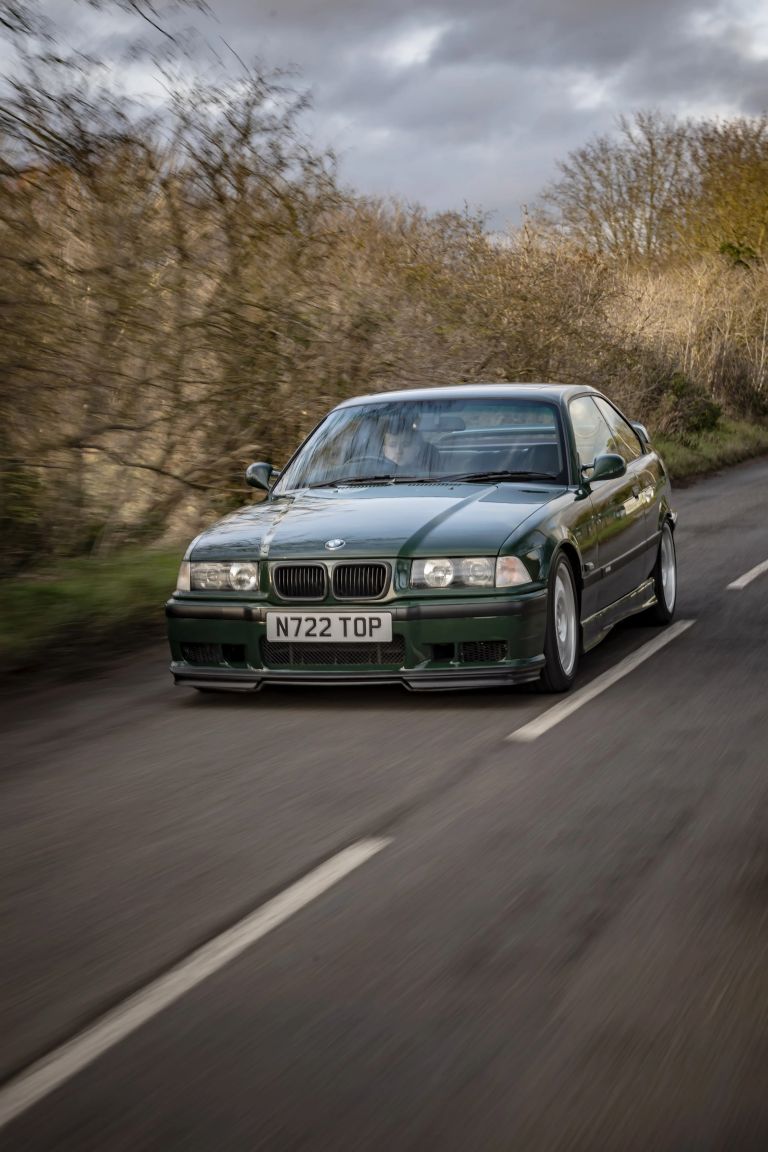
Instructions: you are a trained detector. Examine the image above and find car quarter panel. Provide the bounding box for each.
[644,452,675,538]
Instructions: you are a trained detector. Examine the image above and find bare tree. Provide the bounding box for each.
[541,111,692,262]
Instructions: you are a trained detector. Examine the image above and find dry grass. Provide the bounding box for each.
[656,420,768,481]
[0,550,181,673]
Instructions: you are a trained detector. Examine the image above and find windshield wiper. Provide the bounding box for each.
[385,475,442,483]
[305,470,557,488]
[318,475,475,486]
[437,470,558,483]
[305,474,396,488]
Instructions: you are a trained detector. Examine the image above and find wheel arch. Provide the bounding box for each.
[500,523,585,608]
[552,540,584,615]
[539,537,583,692]
[656,494,677,534]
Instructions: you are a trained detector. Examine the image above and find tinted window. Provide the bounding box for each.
[594,398,643,463]
[569,396,613,468]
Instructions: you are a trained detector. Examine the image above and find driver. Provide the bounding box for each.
[381,420,438,475]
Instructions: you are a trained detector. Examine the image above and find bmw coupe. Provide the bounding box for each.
[166,384,677,693]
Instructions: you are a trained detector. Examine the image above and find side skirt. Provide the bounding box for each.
[581,578,656,652]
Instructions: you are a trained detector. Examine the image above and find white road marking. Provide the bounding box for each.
[507,620,695,743]
[727,558,768,590]
[0,838,391,1132]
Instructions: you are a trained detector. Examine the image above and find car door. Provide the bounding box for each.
[569,395,649,610]
[593,397,659,584]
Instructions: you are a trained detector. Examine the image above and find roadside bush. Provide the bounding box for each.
[653,373,722,441]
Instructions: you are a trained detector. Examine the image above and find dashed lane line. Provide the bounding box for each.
[727,558,768,591]
[507,620,696,743]
[0,837,391,1132]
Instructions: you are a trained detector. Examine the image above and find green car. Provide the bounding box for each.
[166,384,677,693]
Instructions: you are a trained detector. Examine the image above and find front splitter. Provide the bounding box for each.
[171,657,546,693]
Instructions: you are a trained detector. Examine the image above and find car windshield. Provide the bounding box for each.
[274,397,568,492]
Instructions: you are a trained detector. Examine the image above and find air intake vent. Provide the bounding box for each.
[261,637,405,667]
[332,562,389,600]
[273,564,326,601]
[459,640,508,663]
[181,643,245,665]
[181,643,223,665]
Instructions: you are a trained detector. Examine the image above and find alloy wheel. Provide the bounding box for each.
[554,564,577,676]
[660,524,677,612]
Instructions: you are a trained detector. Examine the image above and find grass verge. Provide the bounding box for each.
[0,549,181,676]
[655,418,768,482]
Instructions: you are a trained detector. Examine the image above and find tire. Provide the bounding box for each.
[539,553,580,693]
[645,520,677,624]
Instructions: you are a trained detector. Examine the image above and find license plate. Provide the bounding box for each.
[266,611,393,643]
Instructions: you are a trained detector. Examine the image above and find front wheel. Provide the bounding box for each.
[539,553,580,693]
[646,520,677,624]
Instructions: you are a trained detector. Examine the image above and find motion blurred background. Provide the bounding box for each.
[2,0,768,674]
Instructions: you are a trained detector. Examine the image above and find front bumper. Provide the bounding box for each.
[166,590,548,692]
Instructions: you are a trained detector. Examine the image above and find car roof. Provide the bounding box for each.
[335,383,600,408]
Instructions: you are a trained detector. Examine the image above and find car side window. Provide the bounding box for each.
[569,396,613,469]
[593,398,644,463]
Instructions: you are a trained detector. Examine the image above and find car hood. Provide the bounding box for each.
[190,483,562,561]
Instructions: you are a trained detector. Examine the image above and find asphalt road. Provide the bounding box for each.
[2,457,768,1151]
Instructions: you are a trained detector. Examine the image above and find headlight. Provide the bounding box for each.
[410,555,532,589]
[229,562,261,591]
[413,558,456,588]
[411,557,495,589]
[462,557,496,586]
[188,561,260,591]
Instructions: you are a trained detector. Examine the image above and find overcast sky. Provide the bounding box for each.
[32,0,768,225]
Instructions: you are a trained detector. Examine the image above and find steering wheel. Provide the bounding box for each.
[343,456,390,472]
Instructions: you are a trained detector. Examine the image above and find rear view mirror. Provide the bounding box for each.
[245,461,277,491]
[588,453,627,482]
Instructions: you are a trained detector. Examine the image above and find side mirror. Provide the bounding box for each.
[587,453,627,482]
[245,461,277,491]
[630,421,651,450]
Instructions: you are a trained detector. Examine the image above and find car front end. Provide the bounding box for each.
[166,550,549,691]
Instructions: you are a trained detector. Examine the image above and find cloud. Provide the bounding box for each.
[375,22,449,70]
[32,0,768,224]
